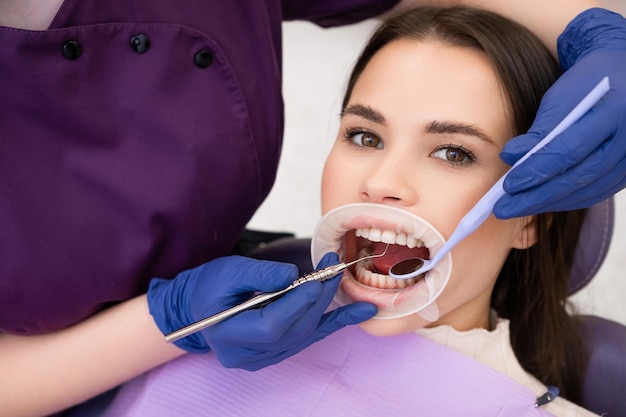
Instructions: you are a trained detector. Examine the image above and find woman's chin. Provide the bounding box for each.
[357,312,431,336]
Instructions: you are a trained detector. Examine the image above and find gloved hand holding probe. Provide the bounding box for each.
[496,8,626,218]
[147,253,377,370]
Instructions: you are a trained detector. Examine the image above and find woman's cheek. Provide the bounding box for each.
[323,148,370,202]
[321,154,347,212]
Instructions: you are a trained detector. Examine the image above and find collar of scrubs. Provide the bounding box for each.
[102,325,555,417]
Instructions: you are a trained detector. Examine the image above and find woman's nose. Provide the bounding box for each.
[359,156,418,206]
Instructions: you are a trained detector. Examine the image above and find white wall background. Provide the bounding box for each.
[248,3,626,326]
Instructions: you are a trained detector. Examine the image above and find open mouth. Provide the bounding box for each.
[311,203,452,319]
[346,228,431,290]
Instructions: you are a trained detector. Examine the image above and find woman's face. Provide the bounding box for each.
[321,39,535,335]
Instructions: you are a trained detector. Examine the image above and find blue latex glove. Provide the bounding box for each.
[148,253,377,370]
[495,8,626,218]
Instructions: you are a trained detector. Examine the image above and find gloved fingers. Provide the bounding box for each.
[247,253,351,352]
[311,302,378,342]
[536,158,626,213]
[502,100,618,194]
[206,271,347,362]
[494,182,571,218]
[238,259,300,293]
[275,252,349,342]
[256,280,330,341]
[202,256,300,295]
[494,156,626,217]
[266,250,344,325]
[262,251,345,342]
[233,272,344,352]
[205,282,329,370]
[202,254,347,363]
[198,253,375,370]
[233,302,378,371]
[205,280,323,345]
[265,273,345,348]
[188,257,300,324]
[310,252,344,317]
[319,251,340,266]
[244,252,346,342]
[558,8,626,70]
[499,133,542,166]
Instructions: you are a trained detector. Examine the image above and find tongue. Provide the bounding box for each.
[371,241,430,275]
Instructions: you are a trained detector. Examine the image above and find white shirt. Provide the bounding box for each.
[416,318,599,417]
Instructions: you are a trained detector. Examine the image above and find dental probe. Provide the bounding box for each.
[165,244,389,343]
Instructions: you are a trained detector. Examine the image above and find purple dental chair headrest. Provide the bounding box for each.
[569,197,615,295]
[250,197,625,416]
[566,197,626,416]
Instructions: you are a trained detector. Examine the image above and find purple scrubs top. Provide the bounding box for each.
[0,0,399,335]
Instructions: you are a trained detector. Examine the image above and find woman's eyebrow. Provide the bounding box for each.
[425,120,495,145]
[341,104,386,125]
[341,106,496,145]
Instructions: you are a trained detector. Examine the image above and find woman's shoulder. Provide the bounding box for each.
[416,318,600,417]
[548,397,599,417]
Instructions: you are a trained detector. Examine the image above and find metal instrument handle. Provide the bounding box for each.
[164,263,347,343]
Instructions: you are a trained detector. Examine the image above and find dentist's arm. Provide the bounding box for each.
[388,0,601,55]
[458,0,602,56]
[0,295,183,417]
[1,255,375,417]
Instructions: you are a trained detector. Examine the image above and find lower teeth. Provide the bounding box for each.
[355,263,418,289]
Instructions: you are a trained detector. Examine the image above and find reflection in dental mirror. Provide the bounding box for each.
[389,257,424,276]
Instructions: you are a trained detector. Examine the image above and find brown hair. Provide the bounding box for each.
[342,6,588,403]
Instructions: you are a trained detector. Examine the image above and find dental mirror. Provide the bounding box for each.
[389,257,425,276]
[389,76,610,281]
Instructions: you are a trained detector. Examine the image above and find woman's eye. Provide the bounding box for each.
[432,146,475,165]
[350,131,383,149]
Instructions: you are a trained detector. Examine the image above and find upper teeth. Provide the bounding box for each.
[355,228,424,249]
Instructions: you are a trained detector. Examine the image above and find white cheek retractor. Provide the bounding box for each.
[311,203,452,321]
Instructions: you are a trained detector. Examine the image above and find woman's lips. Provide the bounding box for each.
[340,266,430,310]
[311,203,452,319]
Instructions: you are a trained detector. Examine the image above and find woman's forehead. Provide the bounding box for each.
[354,39,499,100]
[347,39,512,141]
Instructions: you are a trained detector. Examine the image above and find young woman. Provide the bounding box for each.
[88,6,598,416]
[318,4,591,409]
